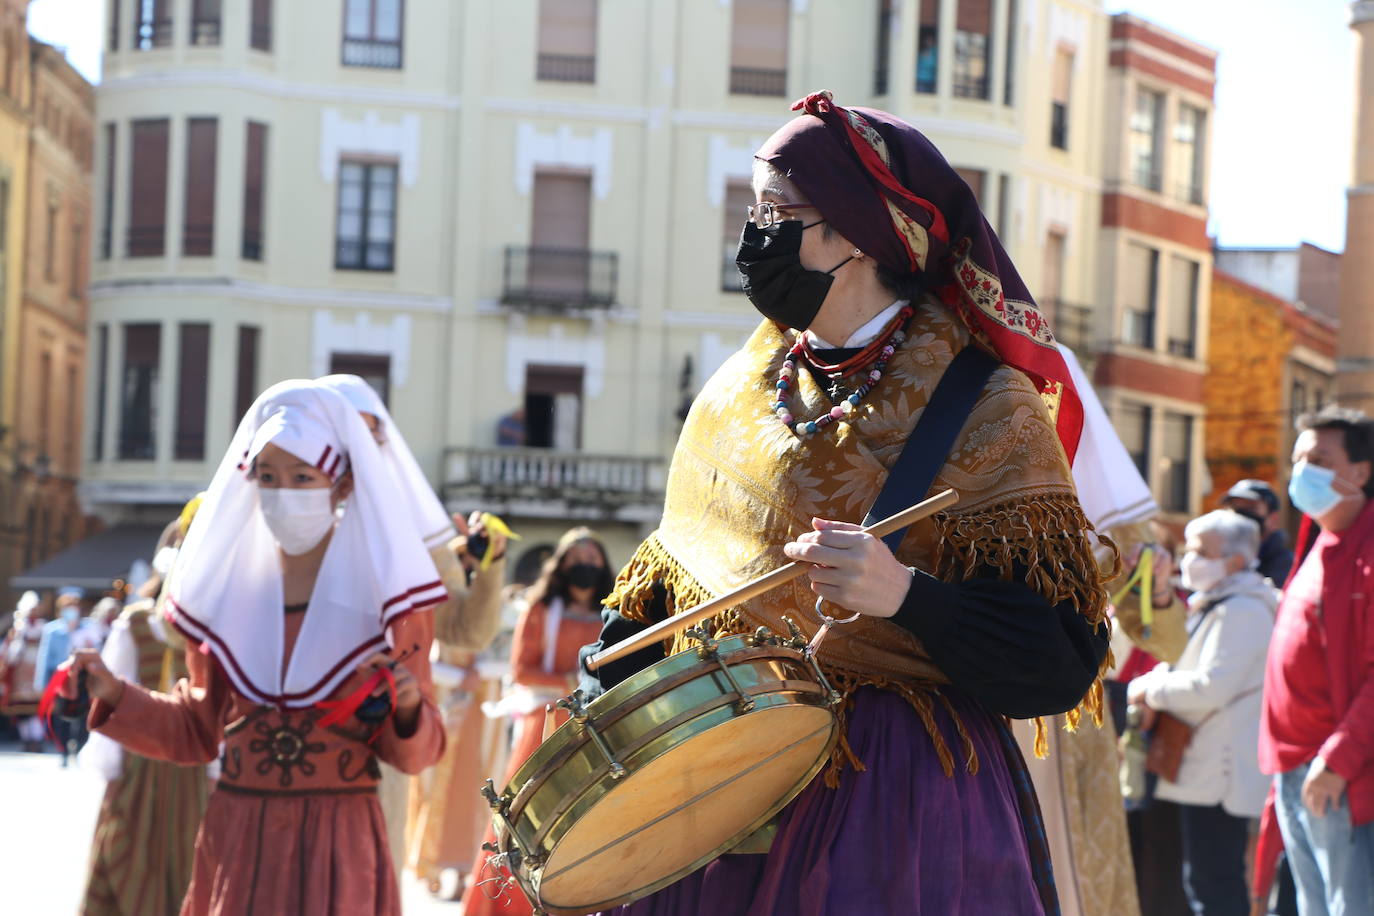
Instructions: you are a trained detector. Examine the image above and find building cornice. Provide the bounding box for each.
[1019,158,1104,194]
[1108,39,1217,86]
[89,276,454,313]
[663,309,765,330]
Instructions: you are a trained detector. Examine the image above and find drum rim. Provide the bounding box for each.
[532,710,838,915]
[507,646,824,819]
[505,634,813,805]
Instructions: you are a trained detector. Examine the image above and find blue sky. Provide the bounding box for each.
[26,0,1356,252]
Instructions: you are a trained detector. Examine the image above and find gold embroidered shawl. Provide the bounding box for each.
[609,300,1110,777]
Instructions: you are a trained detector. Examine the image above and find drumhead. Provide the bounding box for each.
[534,702,834,914]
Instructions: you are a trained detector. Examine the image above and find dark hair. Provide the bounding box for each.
[820,223,927,301]
[1296,405,1374,497]
[524,526,614,610]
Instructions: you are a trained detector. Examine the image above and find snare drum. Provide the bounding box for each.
[481,625,839,915]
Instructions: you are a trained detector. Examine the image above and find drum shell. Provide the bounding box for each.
[496,634,837,915]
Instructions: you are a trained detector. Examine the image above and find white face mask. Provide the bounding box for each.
[258,487,338,556]
[1180,551,1230,593]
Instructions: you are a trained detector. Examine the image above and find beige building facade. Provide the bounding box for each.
[0,0,96,599]
[11,39,95,585]
[0,0,32,596]
[86,0,1197,574]
[1339,0,1374,413]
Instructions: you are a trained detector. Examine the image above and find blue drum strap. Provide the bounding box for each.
[862,345,1001,552]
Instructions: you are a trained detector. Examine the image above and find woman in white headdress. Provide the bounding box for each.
[64,380,448,916]
[316,373,508,889]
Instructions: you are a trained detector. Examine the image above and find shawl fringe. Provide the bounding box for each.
[934,493,1117,758]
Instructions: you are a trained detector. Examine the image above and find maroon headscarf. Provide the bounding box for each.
[757,90,1085,462]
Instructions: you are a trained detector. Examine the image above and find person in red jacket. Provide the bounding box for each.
[1259,405,1374,914]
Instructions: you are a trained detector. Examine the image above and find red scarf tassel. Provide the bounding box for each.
[315,666,396,742]
[36,666,71,748]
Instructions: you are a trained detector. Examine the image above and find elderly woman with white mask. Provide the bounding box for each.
[1128,509,1278,916]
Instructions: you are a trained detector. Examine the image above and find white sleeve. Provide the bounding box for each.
[80,620,138,781]
[102,619,139,683]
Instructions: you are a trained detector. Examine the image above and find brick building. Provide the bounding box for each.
[1205,270,1338,528]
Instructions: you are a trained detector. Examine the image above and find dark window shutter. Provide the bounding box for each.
[242,122,267,260]
[119,323,162,460]
[127,119,169,257]
[250,0,272,51]
[183,117,217,256]
[235,325,260,425]
[175,324,210,459]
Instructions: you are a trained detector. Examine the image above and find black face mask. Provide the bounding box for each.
[565,563,604,590]
[1231,507,1266,527]
[734,219,853,331]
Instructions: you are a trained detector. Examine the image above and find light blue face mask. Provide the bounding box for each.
[1288,460,1344,517]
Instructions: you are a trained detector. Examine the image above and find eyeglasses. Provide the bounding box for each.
[747,201,818,229]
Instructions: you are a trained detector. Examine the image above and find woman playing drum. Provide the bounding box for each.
[579,92,1113,915]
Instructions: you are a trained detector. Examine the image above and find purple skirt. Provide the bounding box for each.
[598,687,1053,916]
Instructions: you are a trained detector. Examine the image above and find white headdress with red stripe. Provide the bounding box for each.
[166,379,447,708]
[316,374,456,550]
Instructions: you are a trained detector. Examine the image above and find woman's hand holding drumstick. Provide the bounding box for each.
[783,519,914,618]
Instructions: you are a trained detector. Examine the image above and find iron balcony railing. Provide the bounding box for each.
[183,223,213,257]
[134,18,174,50]
[126,226,165,258]
[342,37,402,69]
[1044,300,1095,354]
[241,227,263,261]
[335,238,394,272]
[190,17,221,46]
[721,253,743,292]
[1133,166,1163,193]
[729,67,786,96]
[501,246,617,311]
[441,447,665,507]
[537,53,595,82]
[1167,337,1197,359]
[1122,308,1156,349]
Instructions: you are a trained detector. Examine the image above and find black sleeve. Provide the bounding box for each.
[577,582,669,700]
[889,564,1109,719]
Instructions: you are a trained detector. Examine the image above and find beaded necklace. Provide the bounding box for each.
[772,305,914,438]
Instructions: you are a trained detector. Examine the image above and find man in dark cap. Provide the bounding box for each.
[1222,479,1295,584]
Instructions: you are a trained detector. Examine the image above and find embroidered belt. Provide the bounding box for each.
[215,781,378,799]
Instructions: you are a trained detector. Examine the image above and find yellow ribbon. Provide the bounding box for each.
[477,512,521,571]
[1112,547,1156,639]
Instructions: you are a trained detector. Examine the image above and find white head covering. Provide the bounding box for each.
[316,374,456,550]
[166,380,447,708]
[1058,344,1157,532]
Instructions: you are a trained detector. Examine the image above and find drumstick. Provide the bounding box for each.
[541,703,558,741]
[585,488,958,671]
